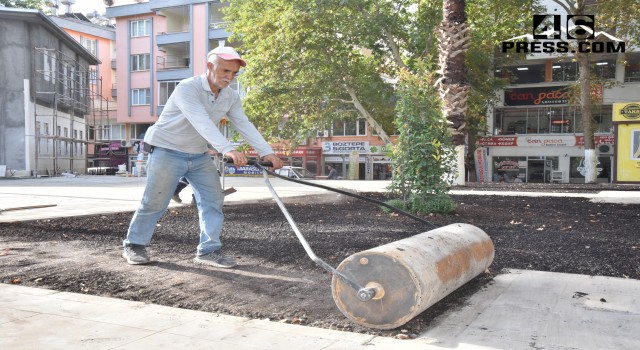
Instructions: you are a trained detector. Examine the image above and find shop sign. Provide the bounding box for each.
[495,160,520,171]
[474,147,489,182]
[517,135,576,147]
[224,165,262,176]
[478,136,517,146]
[322,141,370,154]
[504,86,570,106]
[613,102,640,122]
[576,134,615,145]
[100,141,122,151]
[372,156,390,163]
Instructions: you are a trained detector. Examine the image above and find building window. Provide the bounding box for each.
[332,118,367,136]
[88,68,98,85]
[551,62,578,82]
[497,63,546,84]
[130,124,151,139]
[591,59,616,80]
[131,54,150,71]
[159,81,180,105]
[625,53,640,82]
[131,89,151,105]
[130,19,151,37]
[110,125,126,140]
[80,37,97,56]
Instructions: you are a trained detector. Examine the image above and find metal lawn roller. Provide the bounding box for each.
[230,159,495,329]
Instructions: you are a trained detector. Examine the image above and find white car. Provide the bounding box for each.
[275,166,315,179]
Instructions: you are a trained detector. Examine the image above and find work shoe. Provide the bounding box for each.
[172,192,182,203]
[122,244,151,265]
[193,250,237,268]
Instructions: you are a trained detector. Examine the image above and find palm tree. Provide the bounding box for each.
[436,0,470,185]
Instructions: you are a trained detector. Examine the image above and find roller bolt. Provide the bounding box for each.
[357,287,376,302]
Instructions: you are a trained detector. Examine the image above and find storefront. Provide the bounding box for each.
[613,102,640,183]
[321,141,391,180]
[478,134,614,183]
[479,83,616,183]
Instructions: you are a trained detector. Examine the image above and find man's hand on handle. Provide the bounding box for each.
[224,151,283,170]
[224,150,248,167]
[262,153,284,170]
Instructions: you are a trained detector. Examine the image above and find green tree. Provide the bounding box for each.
[548,0,640,183]
[224,0,543,209]
[0,0,43,9]
[225,0,396,147]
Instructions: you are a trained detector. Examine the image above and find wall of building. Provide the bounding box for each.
[0,18,31,173]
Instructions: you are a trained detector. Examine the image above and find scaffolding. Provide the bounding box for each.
[86,71,116,174]
[32,47,112,176]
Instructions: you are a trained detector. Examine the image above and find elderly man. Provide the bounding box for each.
[122,46,283,268]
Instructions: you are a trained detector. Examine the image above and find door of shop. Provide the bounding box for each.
[527,159,545,183]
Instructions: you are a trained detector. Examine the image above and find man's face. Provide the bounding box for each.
[207,59,241,92]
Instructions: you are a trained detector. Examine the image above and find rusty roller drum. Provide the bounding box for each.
[331,223,494,329]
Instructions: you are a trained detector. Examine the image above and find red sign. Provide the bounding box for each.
[576,134,615,146]
[478,136,517,147]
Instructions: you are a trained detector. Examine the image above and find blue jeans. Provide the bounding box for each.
[123,147,224,256]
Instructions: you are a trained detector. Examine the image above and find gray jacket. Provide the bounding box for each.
[144,74,273,156]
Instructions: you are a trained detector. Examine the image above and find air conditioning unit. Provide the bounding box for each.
[120,140,134,147]
[598,144,613,155]
[317,130,329,138]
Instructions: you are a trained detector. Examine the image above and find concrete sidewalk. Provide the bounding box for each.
[1,175,639,349]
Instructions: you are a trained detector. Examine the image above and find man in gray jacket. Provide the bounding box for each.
[122,46,283,268]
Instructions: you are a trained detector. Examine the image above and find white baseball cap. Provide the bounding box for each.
[207,46,246,67]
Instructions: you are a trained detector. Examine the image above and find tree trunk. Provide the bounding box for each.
[436,0,470,185]
[575,0,597,183]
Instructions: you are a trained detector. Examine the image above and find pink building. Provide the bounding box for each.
[105,0,392,179]
[106,1,233,152]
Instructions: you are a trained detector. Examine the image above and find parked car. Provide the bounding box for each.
[275,166,315,179]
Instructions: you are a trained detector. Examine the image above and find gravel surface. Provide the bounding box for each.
[1,185,639,336]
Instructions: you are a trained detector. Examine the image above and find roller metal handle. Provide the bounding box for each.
[222,157,273,168]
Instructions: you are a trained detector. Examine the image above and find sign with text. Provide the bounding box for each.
[613,102,640,122]
[504,86,571,106]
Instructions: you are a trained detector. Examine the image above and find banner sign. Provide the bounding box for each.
[474,147,489,182]
[504,86,570,106]
[224,165,262,176]
[480,134,615,147]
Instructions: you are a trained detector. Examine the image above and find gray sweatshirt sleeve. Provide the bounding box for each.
[226,95,274,157]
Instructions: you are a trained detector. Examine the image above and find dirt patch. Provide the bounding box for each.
[1,187,639,336]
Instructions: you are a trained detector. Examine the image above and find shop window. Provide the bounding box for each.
[625,53,640,83]
[569,157,611,181]
[493,157,526,183]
